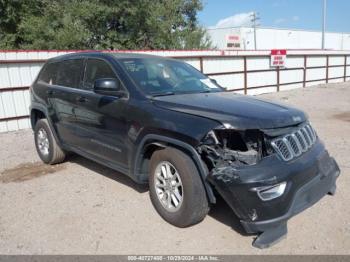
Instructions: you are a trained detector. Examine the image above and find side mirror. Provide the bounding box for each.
[93,78,126,97]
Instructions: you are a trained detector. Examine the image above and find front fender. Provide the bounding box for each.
[133,134,216,204]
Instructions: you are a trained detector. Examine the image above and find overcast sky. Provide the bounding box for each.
[198,0,350,33]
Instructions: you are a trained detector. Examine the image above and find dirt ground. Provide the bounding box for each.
[0,82,349,255]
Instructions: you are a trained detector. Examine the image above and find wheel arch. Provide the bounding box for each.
[30,104,62,147]
[30,108,46,130]
[134,134,216,204]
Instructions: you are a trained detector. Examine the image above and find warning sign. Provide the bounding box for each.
[271,49,287,67]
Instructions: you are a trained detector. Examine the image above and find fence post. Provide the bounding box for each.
[243,56,247,95]
[326,55,329,83]
[303,55,307,87]
[276,66,280,92]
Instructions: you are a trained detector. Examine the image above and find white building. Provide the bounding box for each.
[207,26,350,50]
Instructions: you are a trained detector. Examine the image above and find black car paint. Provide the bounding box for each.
[153,92,307,129]
[30,52,340,248]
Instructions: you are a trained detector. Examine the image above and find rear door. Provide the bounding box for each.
[46,58,85,147]
[72,58,130,170]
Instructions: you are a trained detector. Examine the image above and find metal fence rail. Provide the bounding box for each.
[0,50,349,132]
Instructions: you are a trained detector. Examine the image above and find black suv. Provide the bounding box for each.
[30,52,340,248]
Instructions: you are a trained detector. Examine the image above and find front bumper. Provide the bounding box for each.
[207,140,340,248]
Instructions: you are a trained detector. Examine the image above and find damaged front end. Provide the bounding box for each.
[197,126,269,178]
[197,123,340,249]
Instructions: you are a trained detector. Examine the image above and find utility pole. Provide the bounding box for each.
[322,0,327,49]
[250,12,260,50]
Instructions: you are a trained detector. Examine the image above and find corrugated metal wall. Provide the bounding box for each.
[0,51,73,132]
[0,49,349,133]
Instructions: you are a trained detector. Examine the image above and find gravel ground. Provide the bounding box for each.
[0,82,349,254]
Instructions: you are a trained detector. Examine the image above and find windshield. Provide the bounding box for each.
[119,58,223,96]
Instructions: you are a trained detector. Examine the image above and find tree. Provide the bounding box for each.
[0,0,43,49]
[0,0,211,50]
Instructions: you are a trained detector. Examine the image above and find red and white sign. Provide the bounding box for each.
[226,34,241,49]
[271,49,287,67]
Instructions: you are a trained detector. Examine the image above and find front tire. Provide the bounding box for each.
[149,147,209,227]
[34,119,66,164]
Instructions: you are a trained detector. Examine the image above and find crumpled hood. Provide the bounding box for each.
[153,92,307,129]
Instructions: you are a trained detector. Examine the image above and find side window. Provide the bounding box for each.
[84,59,117,90]
[37,62,59,85]
[56,59,84,88]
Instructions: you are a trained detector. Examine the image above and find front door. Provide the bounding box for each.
[72,58,129,170]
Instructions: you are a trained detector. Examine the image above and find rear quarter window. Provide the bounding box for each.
[37,62,59,85]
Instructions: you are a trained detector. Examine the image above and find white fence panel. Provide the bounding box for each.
[285,56,304,68]
[280,69,304,86]
[247,71,276,87]
[203,57,243,74]
[328,56,344,66]
[307,56,327,67]
[246,56,270,70]
[306,68,327,82]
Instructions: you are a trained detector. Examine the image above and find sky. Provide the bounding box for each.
[198,0,350,33]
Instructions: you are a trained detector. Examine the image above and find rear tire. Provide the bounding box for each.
[34,119,66,164]
[149,147,209,227]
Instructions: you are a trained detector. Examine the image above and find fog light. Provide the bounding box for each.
[252,182,287,201]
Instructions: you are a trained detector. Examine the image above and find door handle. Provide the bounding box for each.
[76,96,88,103]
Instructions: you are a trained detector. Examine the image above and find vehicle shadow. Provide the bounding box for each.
[67,154,148,194]
[208,194,253,236]
[67,154,251,236]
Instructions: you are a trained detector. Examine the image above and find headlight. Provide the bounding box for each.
[251,182,287,201]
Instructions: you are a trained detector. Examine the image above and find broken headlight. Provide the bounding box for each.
[197,128,267,168]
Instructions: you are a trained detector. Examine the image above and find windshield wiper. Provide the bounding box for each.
[150,91,175,97]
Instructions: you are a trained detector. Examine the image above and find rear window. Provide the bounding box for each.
[37,59,83,88]
[56,59,84,88]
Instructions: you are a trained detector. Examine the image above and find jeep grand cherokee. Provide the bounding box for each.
[30,52,340,248]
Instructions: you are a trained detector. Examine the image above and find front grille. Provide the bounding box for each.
[271,124,317,161]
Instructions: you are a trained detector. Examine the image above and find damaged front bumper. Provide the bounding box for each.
[207,140,340,249]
